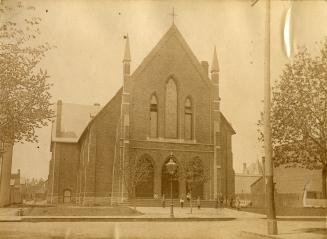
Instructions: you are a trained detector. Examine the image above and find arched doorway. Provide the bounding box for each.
[135,155,155,198]
[161,157,179,198]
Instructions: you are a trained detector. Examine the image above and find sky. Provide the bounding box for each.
[5,0,327,179]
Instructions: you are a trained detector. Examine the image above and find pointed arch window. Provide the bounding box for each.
[184,97,193,140]
[150,95,158,138]
[165,79,178,138]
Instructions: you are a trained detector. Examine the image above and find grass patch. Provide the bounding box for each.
[24,206,143,216]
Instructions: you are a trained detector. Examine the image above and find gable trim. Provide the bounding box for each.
[130,24,212,89]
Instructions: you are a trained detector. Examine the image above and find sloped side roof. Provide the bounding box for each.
[77,88,123,142]
[51,102,102,143]
[235,174,262,194]
[220,112,236,134]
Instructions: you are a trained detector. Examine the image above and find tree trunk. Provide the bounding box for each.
[322,165,327,199]
[0,143,13,207]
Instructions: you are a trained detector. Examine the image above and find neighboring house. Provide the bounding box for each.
[47,23,236,205]
[0,142,14,207]
[235,161,263,201]
[9,169,26,204]
[251,166,323,208]
[25,178,48,202]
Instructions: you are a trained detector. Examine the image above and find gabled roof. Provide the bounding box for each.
[235,174,262,194]
[131,24,211,88]
[51,102,102,143]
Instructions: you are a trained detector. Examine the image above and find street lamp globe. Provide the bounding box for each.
[166,152,177,175]
[165,152,177,218]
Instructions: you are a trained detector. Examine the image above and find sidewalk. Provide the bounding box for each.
[0,207,326,239]
[136,206,262,219]
[239,219,327,239]
[0,206,326,239]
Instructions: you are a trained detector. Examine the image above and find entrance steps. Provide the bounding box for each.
[119,199,218,208]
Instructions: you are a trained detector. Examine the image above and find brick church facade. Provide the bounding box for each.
[47,24,235,205]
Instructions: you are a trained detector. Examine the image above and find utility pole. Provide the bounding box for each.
[263,0,278,234]
[252,0,278,234]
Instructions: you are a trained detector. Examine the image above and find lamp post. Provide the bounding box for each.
[166,152,177,218]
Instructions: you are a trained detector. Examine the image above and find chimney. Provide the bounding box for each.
[56,100,62,137]
[201,61,209,76]
[242,163,247,174]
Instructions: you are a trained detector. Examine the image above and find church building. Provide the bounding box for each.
[47,24,235,204]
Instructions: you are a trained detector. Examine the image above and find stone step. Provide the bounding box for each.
[118,199,218,208]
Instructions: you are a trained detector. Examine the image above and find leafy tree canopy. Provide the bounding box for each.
[121,155,153,198]
[0,2,54,143]
[265,41,327,170]
[183,157,208,187]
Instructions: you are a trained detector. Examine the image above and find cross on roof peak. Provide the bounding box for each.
[169,8,178,24]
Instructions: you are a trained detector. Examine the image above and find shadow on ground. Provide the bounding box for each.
[294,228,327,235]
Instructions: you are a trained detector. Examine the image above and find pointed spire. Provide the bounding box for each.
[123,34,131,62]
[211,46,219,73]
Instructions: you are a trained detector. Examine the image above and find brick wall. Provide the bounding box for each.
[130,34,212,144]
[76,89,122,205]
[48,26,236,204]
[94,90,122,197]
[48,142,79,204]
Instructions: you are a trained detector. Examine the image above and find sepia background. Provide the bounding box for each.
[6,0,327,179]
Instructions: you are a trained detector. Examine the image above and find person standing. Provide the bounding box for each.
[186,192,191,206]
[180,197,184,208]
[236,196,241,211]
[197,196,201,210]
[230,196,234,208]
[162,194,165,208]
[218,192,223,208]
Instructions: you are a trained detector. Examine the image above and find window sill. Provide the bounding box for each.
[146,137,197,144]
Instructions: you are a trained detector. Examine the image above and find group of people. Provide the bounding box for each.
[155,193,241,210]
[215,193,241,210]
[159,192,202,209]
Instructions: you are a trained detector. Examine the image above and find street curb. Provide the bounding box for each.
[240,231,284,239]
[0,217,236,223]
[276,217,326,221]
[0,219,22,222]
[257,217,327,222]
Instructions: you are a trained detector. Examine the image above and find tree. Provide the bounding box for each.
[121,156,153,209]
[0,2,54,206]
[0,2,54,143]
[182,157,208,213]
[259,41,327,198]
